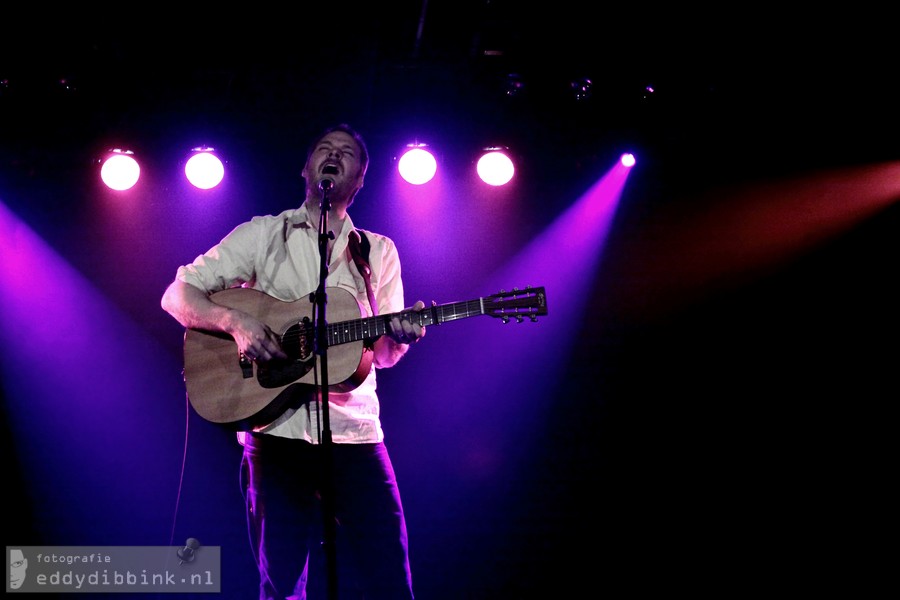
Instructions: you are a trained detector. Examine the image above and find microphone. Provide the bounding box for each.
[318,177,334,192]
[177,538,200,564]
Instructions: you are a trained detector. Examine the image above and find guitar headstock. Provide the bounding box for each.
[484,286,548,323]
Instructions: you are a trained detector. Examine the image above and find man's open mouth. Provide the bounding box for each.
[322,164,339,175]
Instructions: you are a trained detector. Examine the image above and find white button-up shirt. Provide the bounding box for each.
[176,203,406,443]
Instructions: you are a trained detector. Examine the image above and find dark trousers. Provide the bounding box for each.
[240,433,414,600]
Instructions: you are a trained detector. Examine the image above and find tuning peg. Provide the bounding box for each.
[530,315,538,322]
[515,315,523,323]
[501,316,510,324]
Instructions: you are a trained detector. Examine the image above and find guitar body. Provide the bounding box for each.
[183,287,372,430]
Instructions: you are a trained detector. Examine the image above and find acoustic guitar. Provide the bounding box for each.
[182,285,548,430]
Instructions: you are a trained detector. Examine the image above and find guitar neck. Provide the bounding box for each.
[328,299,485,346]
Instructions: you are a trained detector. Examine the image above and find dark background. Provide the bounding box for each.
[2,3,895,597]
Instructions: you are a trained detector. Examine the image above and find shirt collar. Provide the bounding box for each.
[286,204,359,241]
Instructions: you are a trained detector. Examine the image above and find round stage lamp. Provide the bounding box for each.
[185,147,225,190]
[476,148,515,186]
[100,149,140,191]
[398,145,437,185]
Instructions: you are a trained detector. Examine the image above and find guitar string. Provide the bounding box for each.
[276,294,544,350]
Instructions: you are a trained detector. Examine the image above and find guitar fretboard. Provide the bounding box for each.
[327,299,485,346]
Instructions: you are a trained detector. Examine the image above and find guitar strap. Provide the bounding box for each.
[348,230,378,316]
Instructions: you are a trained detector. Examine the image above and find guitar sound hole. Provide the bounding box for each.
[257,322,314,389]
[281,322,313,361]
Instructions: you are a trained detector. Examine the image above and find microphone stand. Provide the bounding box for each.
[314,181,339,600]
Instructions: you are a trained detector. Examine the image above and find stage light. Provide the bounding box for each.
[570,77,593,101]
[184,147,225,190]
[476,147,515,186]
[504,73,525,98]
[620,153,636,167]
[100,149,140,191]
[397,144,437,185]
